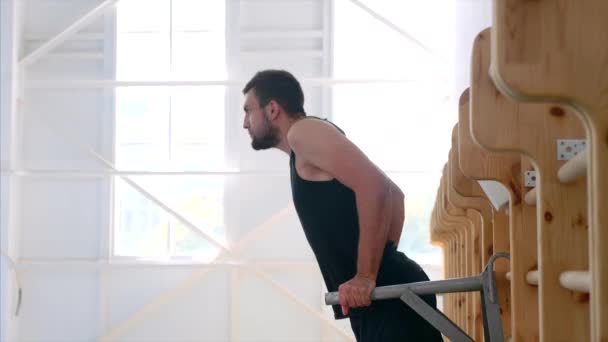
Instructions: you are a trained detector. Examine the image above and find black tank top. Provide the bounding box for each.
[289,117,429,319]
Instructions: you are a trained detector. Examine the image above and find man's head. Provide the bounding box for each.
[242,70,306,150]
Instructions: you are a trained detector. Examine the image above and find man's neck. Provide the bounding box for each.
[276,116,306,155]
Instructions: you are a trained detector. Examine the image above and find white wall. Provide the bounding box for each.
[17,0,111,340]
[1,0,22,341]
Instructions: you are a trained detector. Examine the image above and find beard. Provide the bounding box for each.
[251,115,280,150]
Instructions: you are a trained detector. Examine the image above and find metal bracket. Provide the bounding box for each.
[557,139,586,160]
[524,171,537,187]
[401,289,474,342]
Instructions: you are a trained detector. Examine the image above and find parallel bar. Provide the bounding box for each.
[325,252,511,341]
[408,276,483,295]
[558,149,587,184]
[325,276,483,305]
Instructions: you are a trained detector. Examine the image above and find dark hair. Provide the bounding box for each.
[243,70,306,118]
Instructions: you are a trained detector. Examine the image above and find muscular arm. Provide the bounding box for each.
[287,119,393,280]
[354,176,393,280]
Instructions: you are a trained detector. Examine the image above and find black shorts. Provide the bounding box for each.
[348,294,443,342]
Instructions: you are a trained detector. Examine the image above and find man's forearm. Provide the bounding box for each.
[355,182,393,280]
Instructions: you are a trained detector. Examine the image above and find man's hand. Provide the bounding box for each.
[338,274,376,316]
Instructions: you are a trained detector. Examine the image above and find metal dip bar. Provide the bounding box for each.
[325,252,510,342]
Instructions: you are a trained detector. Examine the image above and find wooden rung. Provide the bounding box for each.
[524,188,537,206]
[558,149,587,184]
[526,271,539,286]
[559,271,591,293]
[506,271,511,281]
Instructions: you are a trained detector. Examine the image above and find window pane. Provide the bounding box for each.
[390,173,443,264]
[333,0,444,80]
[170,87,225,144]
[116,144,168,170]
[114,175,226,259]
[116,0,169,33]
[172,0,225,32]
[114,177,169,257]
[115,87,169,145]
[169,176,225,258]
[332,83,452,172]
[172,222,222,261]
[170,176,225,235]
[352,0,454,61]
[114,1,228,260]
[116,33,170,80]
[171,32,226,79]
[170,144,224,170]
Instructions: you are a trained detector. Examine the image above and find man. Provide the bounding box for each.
[242,69,442,341]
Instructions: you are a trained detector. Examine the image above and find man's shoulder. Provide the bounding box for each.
[287,117,346,170]
[288,117,343,141]
[288,117,324,144]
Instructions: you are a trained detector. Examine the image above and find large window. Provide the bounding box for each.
[113,0,227,260]
[333,0,455,266]
[111,0,453,267]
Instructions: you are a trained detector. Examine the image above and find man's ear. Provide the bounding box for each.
[267,100,281,120]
